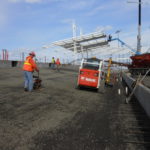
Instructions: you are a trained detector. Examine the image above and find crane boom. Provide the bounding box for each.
[108,38,141,55]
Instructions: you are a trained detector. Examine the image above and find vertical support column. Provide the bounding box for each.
[86,49,88,58]
[22,52,24,62]
[81,45,84,59]
[45,56,46,63]
[2,49,4,61]
[4,50,6,60]
[2,49,8,61]
[72,21,77,65]
[73,41,77,65]
[6,50,8,61]
[137,0,141,54]
[4,50,5,61]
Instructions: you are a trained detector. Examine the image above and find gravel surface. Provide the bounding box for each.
[0,67,150,150]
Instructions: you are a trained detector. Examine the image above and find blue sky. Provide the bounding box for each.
[0,0,150,61]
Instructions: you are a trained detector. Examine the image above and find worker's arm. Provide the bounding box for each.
[30,59,39,72]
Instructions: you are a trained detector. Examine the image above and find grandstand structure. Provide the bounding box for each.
[3,31,134,64]
[51,31,132,64]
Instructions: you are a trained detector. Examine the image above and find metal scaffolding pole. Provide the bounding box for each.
[72,21,77,64]
[137,0,142,53]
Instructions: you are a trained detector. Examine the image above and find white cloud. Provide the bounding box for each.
[9,0,66,3]
[144,0,150,5]
[59,0,96,10]
[8,0,19,2]
[0,1,10,31]
[8,0,21,2]
[86,6,105,16]
[68,1,90,10]
[9,0,42,3]
[25,0,41,3]
[0,13,7,29]
[85,0,141,17]
[111,27,150,54]
[95,25,113,33]
[61,19,74,24]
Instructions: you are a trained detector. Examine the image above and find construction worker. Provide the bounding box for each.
[51,57,55,69]
[56,58,61,71]
[23,51,39,92]
[108,34,112,42]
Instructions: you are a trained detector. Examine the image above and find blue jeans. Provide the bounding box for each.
[51,63,55,69]
[23,71,33,91]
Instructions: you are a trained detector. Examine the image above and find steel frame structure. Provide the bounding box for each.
[52,31,108,53]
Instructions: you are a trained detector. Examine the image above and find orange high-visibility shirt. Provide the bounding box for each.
[23,56,38,72]
[56,60,61,65]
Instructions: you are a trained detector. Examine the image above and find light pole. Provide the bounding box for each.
[127,0,142,54]
[137,0,142,53]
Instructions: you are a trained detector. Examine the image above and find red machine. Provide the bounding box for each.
[77,58,103,90]
[128,53,150,75]
[107,37,150,75]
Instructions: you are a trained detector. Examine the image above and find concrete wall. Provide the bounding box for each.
[0,60,13,68]
[123,73,150,118]
[60,65,79,72]
[37,63,49,68]
[0,60,79,72]
[0,60,49,68]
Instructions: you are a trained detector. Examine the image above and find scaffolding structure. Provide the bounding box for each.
[52,31,108,53]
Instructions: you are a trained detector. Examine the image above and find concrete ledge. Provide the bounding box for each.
[0,60,50,68]
[0,61,79,71]
[0,61,12,67]
[123,73,150,118]
[60,65,79,72]
[0,60,24,68]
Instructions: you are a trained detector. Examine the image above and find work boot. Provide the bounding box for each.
[24,88,28,92]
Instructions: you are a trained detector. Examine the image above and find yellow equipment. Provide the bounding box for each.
[105,57,112,85]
